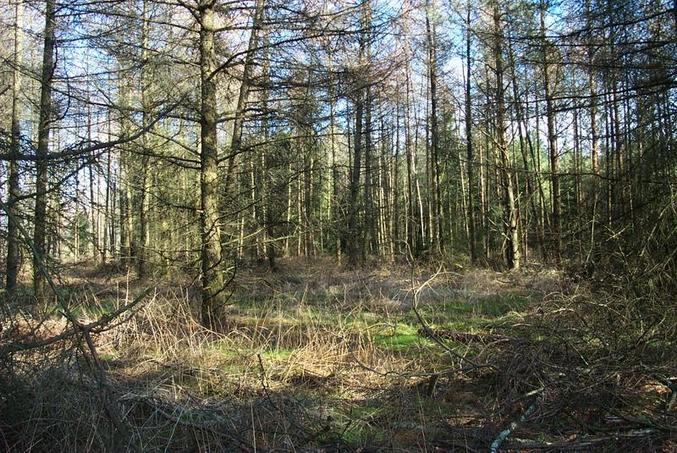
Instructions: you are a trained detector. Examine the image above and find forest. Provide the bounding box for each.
[0,0,675,450]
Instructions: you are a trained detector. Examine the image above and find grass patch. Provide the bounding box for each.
[474,292,530,316]
[374,333,421,349]
[260,347,296,360]
[372,322,434,350]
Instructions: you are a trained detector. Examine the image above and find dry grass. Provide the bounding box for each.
[1,258,674,451]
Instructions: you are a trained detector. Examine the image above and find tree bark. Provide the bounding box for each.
[199,1,226,327]
[224,0,266,203]
[137,0,151,278]
[33,0,57,304]
[346,95,363,267]
[540,0,561,262]
[464,2,476,263]
[425,0,442,253]
[492,2,520,270]
[6,0,23,297]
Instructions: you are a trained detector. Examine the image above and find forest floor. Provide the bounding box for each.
[1,258,675,451]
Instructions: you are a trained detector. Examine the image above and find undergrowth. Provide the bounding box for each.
[0,260,674,451]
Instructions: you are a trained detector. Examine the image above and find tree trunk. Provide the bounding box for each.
[346,95,363,267]
[425,0,442,253]
[33,0,57,304]
[493,2,520,270]
[540,1,561,262]
[224,0,266,203]
[464,2,476,263]
[364,85,374,258]
[6,0,23,297]
[137,0,151,278]
[199,1,226,327]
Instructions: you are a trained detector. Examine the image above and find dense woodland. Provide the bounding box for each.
[0,0,675,451]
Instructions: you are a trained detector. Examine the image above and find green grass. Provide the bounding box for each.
[474,292,530,316]
[329,402,388,447]
[260,347,296,360]
[229,289,531,357]
[403,292,530,329]
[374,333,422,349]
[372,322,430,350]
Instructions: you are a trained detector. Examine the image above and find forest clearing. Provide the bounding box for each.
[1,258,675,451]
[0,0,675,450]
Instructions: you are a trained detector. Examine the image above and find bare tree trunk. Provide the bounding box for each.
[329,82,341,263]
[33,0,57,303]
[540,1,561,262]
[405,62,416,253]
[364,85,374,258]
[585,0,599,178]
[393,98,401,257]
[346,95,363,267]
[285,161,292,257]
[134,0,154,277]
[413,83,427,252]
[493,2,520,270]
[508,40,544,263]
[86,104,99,262]
[464,2,476,263]
[425,0,442,253]
[224,0,266,203]
[346,2,371,266]
[260,28,276,269]
[6,0,23,297]
[586,0,600,257]
[117,77,131,262]
[103,110,112,264]
[199,1,226,327]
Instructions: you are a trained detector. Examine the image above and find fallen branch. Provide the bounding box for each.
[119,393,252,451]
[505,428,662,450]
[489,392,540,453]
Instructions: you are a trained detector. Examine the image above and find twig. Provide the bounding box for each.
[0,287,154,356]
[489,399,538,453]
[119,393,252,451]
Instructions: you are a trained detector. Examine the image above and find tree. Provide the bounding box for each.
[33,0,57,303]
[425,0,443,253]
[464,0,476,263]
[491,1,520,270]
[198,0,226,327]
[6,0,23,297]
[539,0,561,262]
